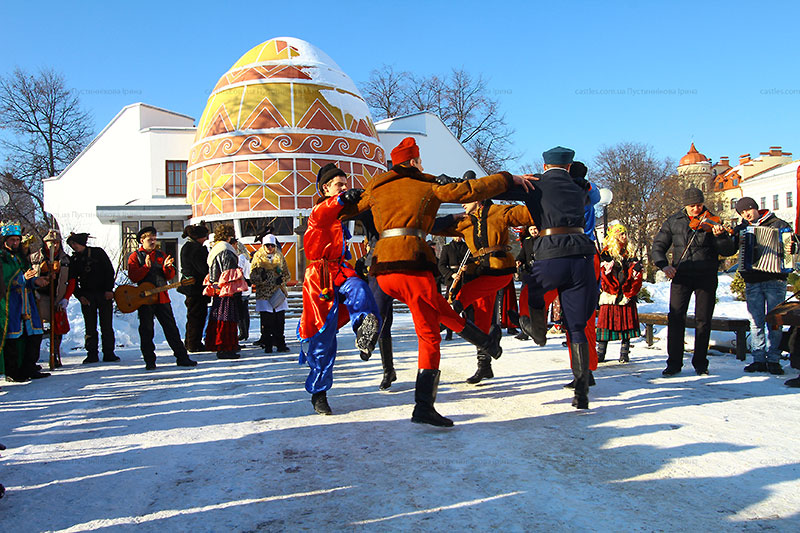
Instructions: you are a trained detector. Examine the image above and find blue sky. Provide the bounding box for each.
[3,0,799,171]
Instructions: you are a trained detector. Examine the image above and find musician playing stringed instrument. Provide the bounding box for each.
[652,187,736,377]
[126,225,197,370]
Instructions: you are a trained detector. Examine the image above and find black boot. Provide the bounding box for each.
[273,311,290,352]
[597,340,607,363]
[311,391,332,415]
[355,313,380,360]
[570,342,590,409]
[378,336,396,390]
[457,320,502,359]
[444,328,453,341]
[411,369,453,427]
[564,371,596,388]
[619,340,630,363]
[514,307,547,346]
[466,354,493,384]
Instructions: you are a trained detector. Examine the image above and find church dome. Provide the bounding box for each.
[187,37,386,218]
[679,143,710,166]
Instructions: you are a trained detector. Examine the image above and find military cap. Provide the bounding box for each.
[542,146,575,166]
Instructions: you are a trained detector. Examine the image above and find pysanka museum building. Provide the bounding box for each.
[42,37,485,281]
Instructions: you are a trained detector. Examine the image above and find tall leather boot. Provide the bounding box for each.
[378,336,396,390]
[411,369,453,427]
[53,334,63,368]
[466,353,493,384]
[619,340,630,363]
[516,307,547,346]
[597,340,608,363]
[570,342,590,409]
[457,320,502,359]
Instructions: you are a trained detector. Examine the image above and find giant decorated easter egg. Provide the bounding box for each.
[187,37,386,219]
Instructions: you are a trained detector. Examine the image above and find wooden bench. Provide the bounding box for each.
[638,312,750,361]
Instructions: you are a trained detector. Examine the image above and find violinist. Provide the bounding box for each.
[652,187,736,376]
[31,229,73,368]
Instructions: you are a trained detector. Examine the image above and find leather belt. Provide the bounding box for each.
[540,227,584,236]
[379,228,427,240]
[474,245,506,257]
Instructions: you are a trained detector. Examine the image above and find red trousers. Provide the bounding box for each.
[377,271,466,369]
[458,274,513,333]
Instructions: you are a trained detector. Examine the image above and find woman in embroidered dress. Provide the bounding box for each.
[596,223,643,363]
[204,224,248,359]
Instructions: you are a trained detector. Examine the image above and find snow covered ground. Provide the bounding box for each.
[1,276,799,532]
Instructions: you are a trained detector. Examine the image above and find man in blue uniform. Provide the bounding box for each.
[515,147,598,409]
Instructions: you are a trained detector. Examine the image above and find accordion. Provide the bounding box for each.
[737,225,796,274]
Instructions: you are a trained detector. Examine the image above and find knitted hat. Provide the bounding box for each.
[683,187,704,205]
[316,163,346,190]
[735,197,759,214]
[66,232,90,247]
[137,226,157,242]
[390,137,420,165]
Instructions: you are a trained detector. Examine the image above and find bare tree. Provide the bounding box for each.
[361,66,517,173]
[593,142,677,266]
[360,64,409,121]
[0,66,93,223]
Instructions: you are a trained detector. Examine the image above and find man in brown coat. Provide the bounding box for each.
[436,199,534,383]
[343,137,535,426]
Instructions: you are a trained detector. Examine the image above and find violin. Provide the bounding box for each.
[689,212,733,235]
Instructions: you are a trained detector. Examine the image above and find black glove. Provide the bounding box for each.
[435,174,462,185]
[340,188,363,204]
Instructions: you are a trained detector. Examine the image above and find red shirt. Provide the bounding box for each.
[127,246,176,304]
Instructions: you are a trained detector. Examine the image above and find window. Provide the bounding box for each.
[787,192,793,208]
[166,160,188,197]
[730,198,737,210]
[760,197,766,209]
[773,194,780,210]
[732,179,738,187]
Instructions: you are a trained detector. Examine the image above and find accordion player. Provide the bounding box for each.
[737,225,797,274]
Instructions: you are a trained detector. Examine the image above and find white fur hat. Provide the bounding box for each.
[262,234,278,246]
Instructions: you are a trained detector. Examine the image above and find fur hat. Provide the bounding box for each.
[735,197,759,214]
[569,161,588,179]
[316,163,346,191]
[262,234,278,246]
[66,232,90,247]
[182,223,209,240]
[390,137,420,165]
[137,226,157,242]
[683,187,704,205]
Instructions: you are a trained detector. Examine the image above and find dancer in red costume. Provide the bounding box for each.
[342,137,536,426]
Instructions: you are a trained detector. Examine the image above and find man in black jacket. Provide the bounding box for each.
[178,224,210,353]
[652,187,736,376]
[732,197,792,375]
[66,233,118,363]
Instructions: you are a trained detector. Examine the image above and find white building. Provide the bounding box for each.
[43,103,195,271]
[739,160,800,230]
